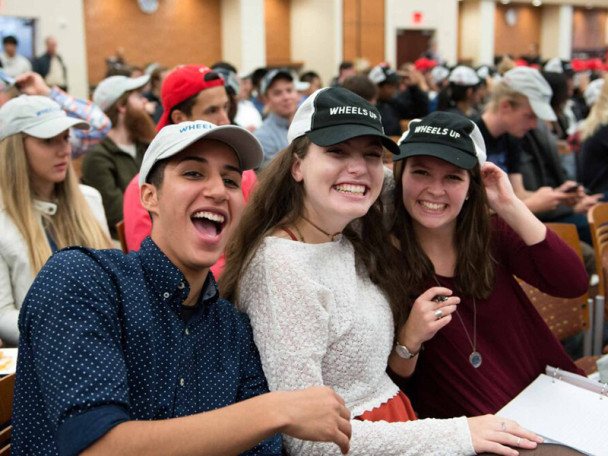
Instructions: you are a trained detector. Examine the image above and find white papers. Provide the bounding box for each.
[0,348,17,375]
[498,372,608,456]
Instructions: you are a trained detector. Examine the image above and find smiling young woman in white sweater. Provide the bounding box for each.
[221,87,541,456]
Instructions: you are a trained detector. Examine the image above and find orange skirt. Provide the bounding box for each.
[355,391,417,422]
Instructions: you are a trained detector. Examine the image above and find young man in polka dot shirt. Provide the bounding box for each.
[12,121,351,455]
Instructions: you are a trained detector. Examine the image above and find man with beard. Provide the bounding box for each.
[82,75,155,239]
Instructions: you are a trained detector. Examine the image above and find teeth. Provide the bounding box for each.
[335,184,366,195]
[192,211,225,224]
[420,201,446,211]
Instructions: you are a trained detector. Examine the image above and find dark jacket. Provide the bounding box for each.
[520,121,572,221]
[33,52,67,90]
[82,136,147,238]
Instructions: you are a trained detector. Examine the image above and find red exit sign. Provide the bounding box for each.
[412,11,423,25]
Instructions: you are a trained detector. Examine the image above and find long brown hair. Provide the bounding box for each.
[0,133,113,273]
[389,158,495,301]
[221,137,411,334]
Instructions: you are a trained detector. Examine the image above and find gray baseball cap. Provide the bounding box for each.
[0,95,89,141]
[93,74,150,112]
[502,67,557,121]
[139,121,263,187]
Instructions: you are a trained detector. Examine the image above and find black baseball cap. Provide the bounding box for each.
[393,111,487,170]
[287,87,399,154]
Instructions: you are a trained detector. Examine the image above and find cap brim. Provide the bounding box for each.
[156,110,170,132]
[307,124,400,155]
[530,99,557,122]
[127,75,151,92]
[393,142,478,170]
[23,117,89,139]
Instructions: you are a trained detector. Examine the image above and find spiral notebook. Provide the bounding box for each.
[497,366,608,456]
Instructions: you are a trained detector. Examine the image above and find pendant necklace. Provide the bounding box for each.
[301,215,342,241]
[433,275,482,368]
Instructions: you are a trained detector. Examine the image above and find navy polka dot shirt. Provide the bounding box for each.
[12,237,282,455]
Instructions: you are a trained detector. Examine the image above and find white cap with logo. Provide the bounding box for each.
[584,78,605,107]
[138,121,263,187]
[449,66,480,86]
[93,75,150,112]
[502,67,557,122]
[0,95,89,141]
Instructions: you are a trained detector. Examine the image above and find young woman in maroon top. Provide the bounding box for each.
[388,112,588,419]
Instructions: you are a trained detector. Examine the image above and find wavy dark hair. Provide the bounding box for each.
[389,158,495,302]
[221,136,410,335]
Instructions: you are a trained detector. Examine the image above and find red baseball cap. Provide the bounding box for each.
[156,65,225,132]
[414,58,436,71]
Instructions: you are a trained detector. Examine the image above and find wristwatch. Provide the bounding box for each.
[395,342,420,359]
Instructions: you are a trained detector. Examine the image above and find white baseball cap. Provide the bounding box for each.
[93,75,150,111]
[544,57,563,74]
[0,95,89,141]
[584,78,605,107]
[430,66,450,85]
[139,121,263,187]
[502,67,557,121]
[449,66,480,86]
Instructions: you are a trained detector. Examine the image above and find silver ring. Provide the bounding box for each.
[500,421,506,431]
[434,309,443,320]
[516,437,521,446]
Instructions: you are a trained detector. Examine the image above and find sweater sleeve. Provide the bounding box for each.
[494,216,589,297]
[240,242,475,456]
[0,253,20,346]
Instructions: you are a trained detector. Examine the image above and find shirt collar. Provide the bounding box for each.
[268,112,291,128]
[33,199,58,216]
[138,237,219,310]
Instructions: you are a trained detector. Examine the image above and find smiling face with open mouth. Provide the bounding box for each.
[144,138,244,279]
[401,155,470,236]
[291,135,385,234]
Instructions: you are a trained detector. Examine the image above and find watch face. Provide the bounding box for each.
[395,344,413,359]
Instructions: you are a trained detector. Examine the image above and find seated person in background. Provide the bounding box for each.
[394,62,430,120]
[0,96,112,347]
[0,70,111,158]
[437,65,482,119]
[222,87,541,455]
[341,74,378,104]
[122,65,257,267]
[580,76,608,195]
[390,112,588,419]
[82,75,153,239]
[369,64,402,136]
[475,68,576,215]
[12,121,352,456]
[254,69,299,168]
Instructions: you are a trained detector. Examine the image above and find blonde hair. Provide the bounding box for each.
[484,80,528,114]
[0,133,113,273]
[581,75,608,141]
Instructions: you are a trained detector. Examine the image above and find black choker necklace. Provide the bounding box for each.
[301,216,342,241]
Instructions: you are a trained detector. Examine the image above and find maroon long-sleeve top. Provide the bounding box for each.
[402,216,588,419]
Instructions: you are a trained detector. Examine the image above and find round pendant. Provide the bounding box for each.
[469,351,482,368]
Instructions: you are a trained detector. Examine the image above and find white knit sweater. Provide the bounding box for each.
[239,235,475,455]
